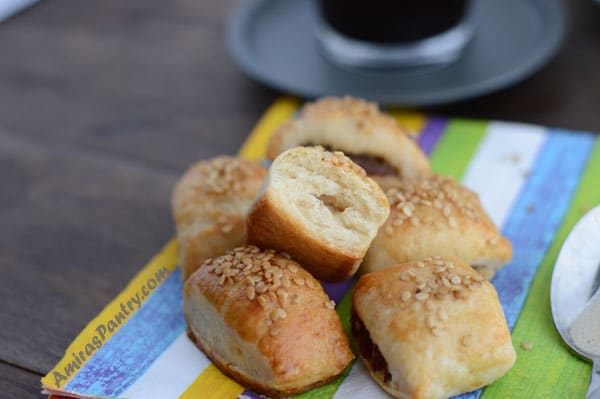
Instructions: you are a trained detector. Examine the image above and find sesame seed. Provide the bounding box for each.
[399,273,411,281]
[415,292,429,301]
[306,278,316,289]
[438,308,448,321]
[426,315,436,328]
[431,327,442,337]
[257,295,268,309]
[521,341,533,350]
[271,308,287,321]
[325,300,336,309]
[450,275,462,285]
[277,289,288,306]
[255,282,267,293]
[221,224,233,234]
[246,286,256,300]
[293,277,305,286]
[288,265,298,273]
[401,291,411,302]
[461,334,473,346]
[402,205,413,217]
[449,217,457,229]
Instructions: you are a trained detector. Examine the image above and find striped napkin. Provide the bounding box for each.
[42,97,599,399]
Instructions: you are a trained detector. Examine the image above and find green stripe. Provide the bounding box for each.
[300,118,488,399]
[429,118,488,180]
[483,138,600,399]
[296,288,355,399]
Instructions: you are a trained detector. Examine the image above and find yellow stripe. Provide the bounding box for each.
[387,109,427,136]
[41,239,179,389]
[178,365,244,399]
[176,97,301,398]
[238,96,300,160]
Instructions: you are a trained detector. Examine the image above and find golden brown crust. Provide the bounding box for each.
[171,156,267,280]
[247,146,390,282]
[183,246,354,397]
[352,258,516,399]
[266,96,430,178]
[362,175,512,279]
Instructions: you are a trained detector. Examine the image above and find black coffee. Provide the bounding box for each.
[319,0,470,44]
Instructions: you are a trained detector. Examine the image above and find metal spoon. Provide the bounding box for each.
[551,205,600,398]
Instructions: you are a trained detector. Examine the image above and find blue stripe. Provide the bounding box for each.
[65,268,185,396]
[456,130,595,399]
[492,130,595,328]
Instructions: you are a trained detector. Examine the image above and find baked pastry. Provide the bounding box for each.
[247,146,390,282]
[183,246,354,398]
[362,175,512,279]
[352,257,516,399]
[172,156,267,280]
[266,96,430,178]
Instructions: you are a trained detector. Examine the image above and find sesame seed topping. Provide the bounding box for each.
[293,277,305,286]
[401,291,412,302]
[271,308,287,321]
[257,295,268,309]
[325,300,336,309]
[461,334,473,346]
[431,327,442,337]
[438,308,448,321]
[426,315,436,328]
[448,217,458,229]
[449,275,462,285]
[415,292,429,301]
[246,286,256,300]
[521,341,533,350]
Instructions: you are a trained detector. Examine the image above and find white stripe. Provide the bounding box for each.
[334,121,547,399]
[121,333,211,399]
[461,121,546,228]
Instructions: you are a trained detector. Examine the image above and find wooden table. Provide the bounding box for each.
[1,1,598,397]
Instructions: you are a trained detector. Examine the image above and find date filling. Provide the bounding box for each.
[351,310,392,385]
[302,144,397,176]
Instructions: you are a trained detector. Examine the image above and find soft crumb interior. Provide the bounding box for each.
[271,153,387,250]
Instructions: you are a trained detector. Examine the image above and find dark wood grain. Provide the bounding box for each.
[1,0,599,396]
[433,1,600,131]
[0,129,178,374]
[0,362,43,398]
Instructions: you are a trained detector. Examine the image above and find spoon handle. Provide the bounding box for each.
[588,360,600,399]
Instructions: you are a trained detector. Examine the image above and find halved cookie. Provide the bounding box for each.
[352,257,516,399]
[362,175,512,279]
[267,96,430,178]
[247,146,390,282]
[184,246,354,398]
[172,156,267,280]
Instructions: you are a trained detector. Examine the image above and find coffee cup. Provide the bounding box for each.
[315,0,475,68]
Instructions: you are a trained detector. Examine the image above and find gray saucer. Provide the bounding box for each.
[226,0,566,106]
